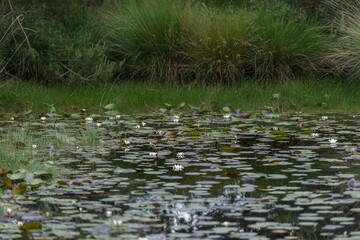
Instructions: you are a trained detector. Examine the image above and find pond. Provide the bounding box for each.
[0,111,359,239]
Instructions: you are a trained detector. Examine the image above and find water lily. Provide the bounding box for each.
[347,178,357,188]
[113,219,123,227]
[105,210,112,217]
[321,116,328,120]
[149,152,157,157]
[10,117,14,121]
[173,164,184,171]
[157,130,165,135]
[96,123,101,127]
[177,152,184,158]
[346,147,357,154]
[40,116,46,121]
[135,125,141,129]
[32,144,37,149]
[7,208,12,215]
[124,140,130,145]
[311,133,319,137]
[329,138,338,144]
[85,117,93,122]
[115,115,121,119]
[173,115,180,122]
[223,114,231,120]
[222,221,230,227]
[17,221,23,228]
[141,121,146,126]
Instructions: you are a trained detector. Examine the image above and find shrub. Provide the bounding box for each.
[323,1,360,80]
[183,9,253,84]
[0,0,115,84]
[247,2,333,81]
[104,0,191,82]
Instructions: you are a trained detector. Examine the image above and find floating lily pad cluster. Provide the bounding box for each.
[0,112,359,239]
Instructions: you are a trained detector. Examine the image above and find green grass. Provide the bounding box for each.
[324,0,360,80]
[249,3,333,80]
[103,0,334,83]
[0,79,359,115]
[104,0,189,81]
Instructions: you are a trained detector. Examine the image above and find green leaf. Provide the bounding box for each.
[219,146,235,153]
[105,110,119,115]
[222,106,231,112]
[8,171,26,180]
[272,93,280,99]
[271,130,288,135]
[49,105,56,114]
[104,103,116,110]
[27,178,44,185]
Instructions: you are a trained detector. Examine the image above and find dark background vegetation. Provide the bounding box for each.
[0,0,357,85]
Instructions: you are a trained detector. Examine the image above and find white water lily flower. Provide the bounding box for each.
[141,122,146,126]
[40,116,46,121]
[32,144,37,149]
[10,117,14,121]
[16,221,23,228]
[105,210,112,217]
[223,114,231,120]
[149,152,157,157]
[222,221,230,227]
[177,152,184,158]
[311,133,319,137]
[115,115,121,119]
[173,115,180,122]
[329,138,338,144]
[321,116,328,120]
[113,219,123,227]
[85,117,93,122]
[7,208,12,215]
[124,140,130,145]
[157,130,165,135]
[173,164,184,171]
[135,125,141,129]
[96,123,101,127]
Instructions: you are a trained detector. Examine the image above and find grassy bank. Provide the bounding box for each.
[0,79,358,116]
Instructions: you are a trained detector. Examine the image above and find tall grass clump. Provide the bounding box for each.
[104,0,190,82]
[104,0,335,83]
[183,9,253,84]
[248,1,333,81]
[324,1,360,80]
